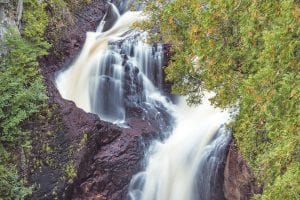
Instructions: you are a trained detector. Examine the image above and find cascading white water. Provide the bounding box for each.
[56,4,170,124]
[56,2,231,199]
[128,96,231,200]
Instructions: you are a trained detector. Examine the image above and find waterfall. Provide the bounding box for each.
[55,6,171,124]
[55,2,231,199]
[128,96,231,200]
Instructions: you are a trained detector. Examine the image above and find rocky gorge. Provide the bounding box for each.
[0,1,260,199]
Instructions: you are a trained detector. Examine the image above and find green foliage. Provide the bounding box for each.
[143,0,300,199]
[64,161,77,182]
[80,132,88,146]
[22,0,49,44]
[0,30,48,144]
[0,0,51,199]
[0,0,92,198]
[0,165,32,200]
[254,162,300,200]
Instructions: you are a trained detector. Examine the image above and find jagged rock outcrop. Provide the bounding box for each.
[70,118,161,200]
[223,142,261,200]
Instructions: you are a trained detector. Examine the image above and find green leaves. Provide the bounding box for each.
[254,162,300,200]
[23,0,49,43]
[0,0,52,198]
[0,29,48,144]
[0,165,32,200]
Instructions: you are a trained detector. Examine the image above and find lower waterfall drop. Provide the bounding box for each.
[128,96,231,200]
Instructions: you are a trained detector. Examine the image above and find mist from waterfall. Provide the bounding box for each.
[55,2,231,200]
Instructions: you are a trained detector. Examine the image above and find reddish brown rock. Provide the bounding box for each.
[70,118,160,200]
[223,142,261,200]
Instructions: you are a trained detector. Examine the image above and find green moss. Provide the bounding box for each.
[64,162,77,183]
[80,132,88,146]
[43,143,53,154]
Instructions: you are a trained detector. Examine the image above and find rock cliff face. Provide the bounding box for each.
[223,142,261,200]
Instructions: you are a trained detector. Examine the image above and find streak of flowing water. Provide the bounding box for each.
[128,96,231,200]
[55,6,171,124]
[55,2,231,200]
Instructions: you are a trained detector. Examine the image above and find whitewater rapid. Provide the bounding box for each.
[55,9,144,118]
[128,95,231,200]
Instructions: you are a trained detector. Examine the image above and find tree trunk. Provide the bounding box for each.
[17,0,23,28]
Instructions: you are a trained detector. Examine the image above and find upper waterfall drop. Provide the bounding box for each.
[55,4,171,125]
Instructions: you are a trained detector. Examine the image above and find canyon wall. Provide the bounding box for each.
[1,1,260,199]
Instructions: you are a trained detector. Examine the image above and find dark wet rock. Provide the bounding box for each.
[223,142,262,200]
[71,118,159,200]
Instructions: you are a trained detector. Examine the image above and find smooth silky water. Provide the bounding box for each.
[55,2,231,199]
[128,96,231,200]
